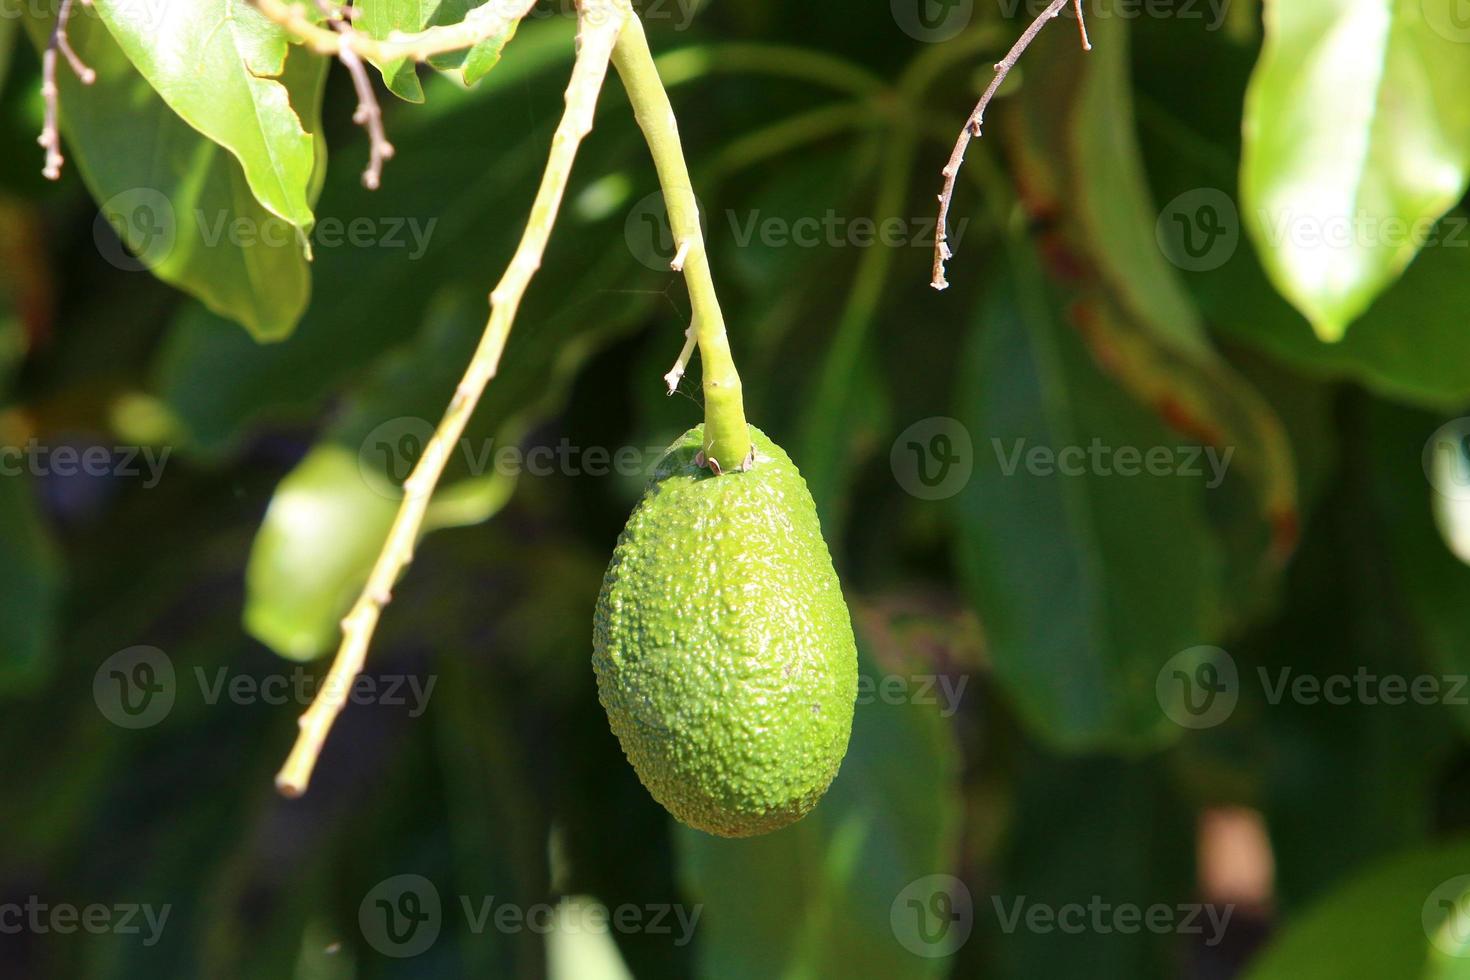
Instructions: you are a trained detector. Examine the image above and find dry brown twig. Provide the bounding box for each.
[39,0,96,180]
[931,0,1090,290]
[313,1,395,189]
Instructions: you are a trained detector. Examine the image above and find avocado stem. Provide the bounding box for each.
[611,14,752,471]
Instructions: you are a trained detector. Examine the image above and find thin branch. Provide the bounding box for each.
[663,324,696,395]
[315,1,394,189]
[612,14,751,470]
[931,0,1089,290]
[253,0,536,64]
[1072,0,1093,51]
[39,0,95,181]
[275,0,630,798]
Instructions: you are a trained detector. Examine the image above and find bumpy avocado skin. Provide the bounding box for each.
[592,425,858,838]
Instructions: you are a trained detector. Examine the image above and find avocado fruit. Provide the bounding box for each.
[592,425,858,837]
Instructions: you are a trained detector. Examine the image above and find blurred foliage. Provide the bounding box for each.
[2,0,1470,977]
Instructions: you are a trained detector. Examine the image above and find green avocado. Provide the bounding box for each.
[592,425,858,837]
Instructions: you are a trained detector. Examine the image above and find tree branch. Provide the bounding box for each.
[253,0,536,64]
[39,0,95,181]
[931,0,1089,290]
[313,2,395,189]
[274,0,631,798]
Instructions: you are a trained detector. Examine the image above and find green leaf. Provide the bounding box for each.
[1134,30,1470,409]
[1244,839,1470,979]
[353,0,427,102]
[677,634,961,980]
[1008,11,1297,555]
[92,0,327,235]
[953,241,1222,750]
[18,6,321,339]
[0,473,60,694]
[1363,403,1470,737]
[243,444,399,660]
[992,755,1194,979]
[1241,0,1470,340]
[152,19,586,451]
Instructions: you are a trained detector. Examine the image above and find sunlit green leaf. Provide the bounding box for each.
[1241,0,1470,340]
[17,5,320,339]
[1134,23,1470,409]
[244,444,399,660]
[93,0,327,235]
[355,0,523,101]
